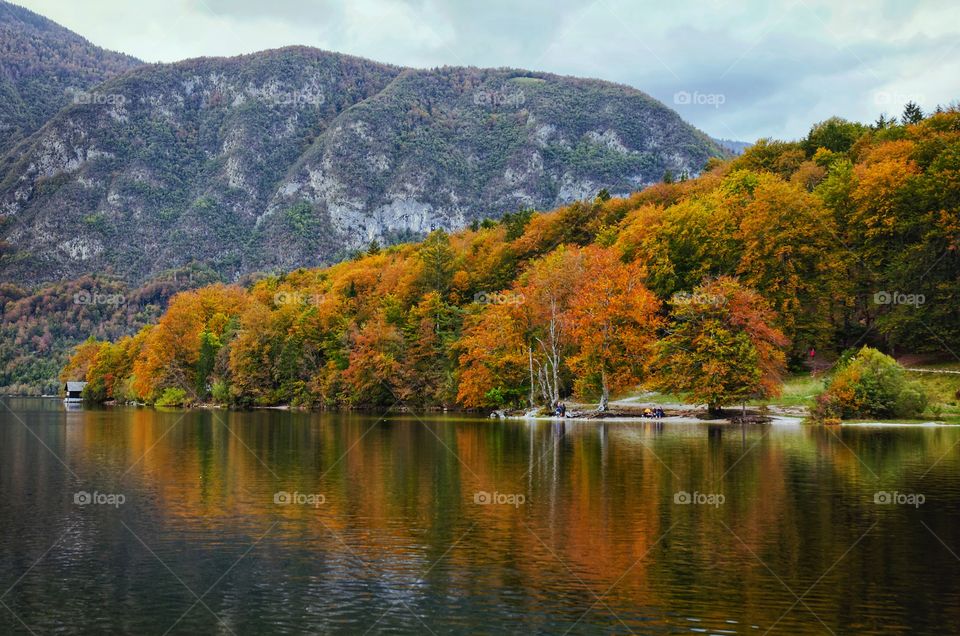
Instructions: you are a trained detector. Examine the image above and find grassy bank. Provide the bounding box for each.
[611,363,960,424]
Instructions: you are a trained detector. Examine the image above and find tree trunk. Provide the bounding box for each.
[527,346,535,409]
[549,342,560,407]
[598,369,609,412]
[537,364,550,406]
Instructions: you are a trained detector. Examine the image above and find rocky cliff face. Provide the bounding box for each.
[0,15,722,286]
[254,67,721,273]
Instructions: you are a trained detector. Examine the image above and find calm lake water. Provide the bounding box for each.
[1,398,959,635]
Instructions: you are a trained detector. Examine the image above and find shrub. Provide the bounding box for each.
[483,386,525,408]
[894,384,928,419]
[155,387,189,407]
[211,380,230,405]
[813,347,927,420]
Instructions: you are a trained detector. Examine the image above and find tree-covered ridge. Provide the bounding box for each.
[62,108,960,410]
[1,264,220,395]
[0,0,141,154]
[0,44,721,286]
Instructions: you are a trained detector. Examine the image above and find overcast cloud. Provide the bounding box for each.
[14,0,960,140]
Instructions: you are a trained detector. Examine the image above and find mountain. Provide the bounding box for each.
[0,31,723,285]
[0,1,141,154]
[0,265,221,395]
[712,137,752,155]
[0,46,406,285]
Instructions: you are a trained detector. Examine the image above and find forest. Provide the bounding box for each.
[62,105,960,414]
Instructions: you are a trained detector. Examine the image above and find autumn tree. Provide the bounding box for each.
[652,277,788,413]
[736,176,847,359]
[564,246,661,410]
[514,245,583,406]
[341,311,404,406]
[61,330,150,402]
[455,244,590,410]
[84,337,131,402]
[624,191,740,299]
[416,230,458,298]
[132,285,247,401]
[455,302,528,408]
[732,138,805,178]
[59,336,102,384]
[226,300,278,405]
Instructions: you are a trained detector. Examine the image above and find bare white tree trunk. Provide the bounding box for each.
[526,282,571,409]
[598,369,609,412]
[536,363,550,406]
[527,346,535,409]
[549,299,561,406]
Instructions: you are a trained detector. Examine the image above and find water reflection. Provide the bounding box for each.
[0,398,959,634]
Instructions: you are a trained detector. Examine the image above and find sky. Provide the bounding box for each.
[15,0,960,141]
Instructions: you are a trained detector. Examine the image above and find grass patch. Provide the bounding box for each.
[610,390,688,405]
[610,364,960,421]
[904,366,960,402]
[509,77,547,85]
[753,374,824,408]
[897,364,960,420]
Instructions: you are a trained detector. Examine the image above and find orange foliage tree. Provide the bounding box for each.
[455,302,528,408]
[341,311,404,406]
[736,177,847,358]
[564,246,662,410]
[131,285,247,401]
[59,337,102,385]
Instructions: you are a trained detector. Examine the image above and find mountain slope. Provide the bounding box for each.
[0,0,141,154]
[253,67,720,272]
[712,137,752,155]
[0,28,722,286]
[0,46,403,283]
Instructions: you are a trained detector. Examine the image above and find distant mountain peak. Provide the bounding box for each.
[711,137,752,155]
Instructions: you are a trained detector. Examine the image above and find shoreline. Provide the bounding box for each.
[17,395,955,425]
[839,421,960,427]
[495,400,810,425]
[504,414,806,425]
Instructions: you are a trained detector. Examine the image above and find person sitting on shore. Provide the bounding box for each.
[643,407,653,418]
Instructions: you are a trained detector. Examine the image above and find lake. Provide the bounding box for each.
[1,398,959,634]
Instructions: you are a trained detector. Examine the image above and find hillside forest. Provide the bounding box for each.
[61,106,960,412]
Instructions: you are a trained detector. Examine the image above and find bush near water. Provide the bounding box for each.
[813,347,928,420]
